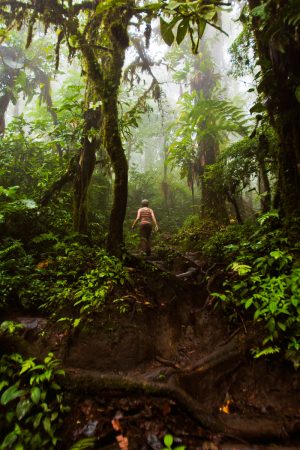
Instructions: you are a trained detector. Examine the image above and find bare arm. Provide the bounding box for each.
[150,209,158,231]
[132,209,141,229]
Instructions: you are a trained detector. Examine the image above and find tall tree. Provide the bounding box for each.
[247,0,300,216]
[0,0,225,253]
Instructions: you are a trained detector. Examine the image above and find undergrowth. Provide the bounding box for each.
[0,236,131,327]
[0,350,68,449]
[210,211,300,367]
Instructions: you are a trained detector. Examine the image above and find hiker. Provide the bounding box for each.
[131,199,158,256]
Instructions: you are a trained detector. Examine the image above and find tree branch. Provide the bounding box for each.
[40,157,77,207]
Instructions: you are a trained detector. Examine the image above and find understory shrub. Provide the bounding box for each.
[17,241,131,326]
[213,211,300,367]
[172,215,224,251]
[0,351,68,449]
[0,236,130,328]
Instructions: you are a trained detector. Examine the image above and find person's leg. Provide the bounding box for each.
[140,223,152,256]
[144,223,152,256]
[140,224,148,254]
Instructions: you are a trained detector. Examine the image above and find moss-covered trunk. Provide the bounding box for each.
[73,82,101,234]
[76,4,132,253]
[200,136,229,223]
[248,0,300,217]
[103,97,128,254]
[101,7,132,254]
[0,67,19,134]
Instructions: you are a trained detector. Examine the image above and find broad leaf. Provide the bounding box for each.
[31,386,41,404]
[176,19,189,45]
[16,398,32,420]
[1,385,27,405]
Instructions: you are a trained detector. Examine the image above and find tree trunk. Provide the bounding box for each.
[73,82,101,234]
[0,68,19,134]
[248,0,300,217]
[226,191,243,224]
[101,7,132,255]
[103,97,128,254]
[76,4,133,253]
[200,136,229,223]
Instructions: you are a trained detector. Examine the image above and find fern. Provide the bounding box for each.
[0,241,24,260]
[252,346,280,358]
[31,233,58,244]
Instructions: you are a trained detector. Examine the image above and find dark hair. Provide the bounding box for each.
[141,199,149,207]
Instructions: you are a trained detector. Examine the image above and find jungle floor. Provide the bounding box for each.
[3,250,300,449]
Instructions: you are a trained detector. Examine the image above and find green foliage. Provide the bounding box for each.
[0,321,23,336]
[69,438,96,449]
[64,250,130,322]
[0,116,61,198]
[229,6,256,79]
[173,215,224,251]
[0,234,130,325]
[0,352,68,449]
[168,91,249,186]
[163,433,185,450]
[212,212,300,366]
[0,239,35,310]
[159,0,223,53]
[9,239,131,325]
[0,185,37,224]
[202,222,256,263]
[203,129,278,218]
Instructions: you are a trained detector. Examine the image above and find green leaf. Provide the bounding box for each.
[51,411,58,421]
[168,0,183,9]
[20,358,36,375]
[295,86,300,102]
[176,19,189,45]
[270,250,284,260]
[73,318,81,328]
[278,322,286,331]
[16,398,32,420]
[251,4,269,20]
[160,17,175,46]
[269,302,277,314]
[164,434,173,447]
[33,412,43,429]
[69,437,96,449]
[1,430,18,448]
[1,385,27,405]
[245,298,253,309]
[291,297,298,307]
[231,262,251,275]
[250,102,265,114]
[31,386,41,404]
[254,346,280,358]
[0,380,9,391]
[43,416,52,435]
[267,317,276,333]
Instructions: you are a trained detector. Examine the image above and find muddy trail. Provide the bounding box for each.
[3,251,300,449]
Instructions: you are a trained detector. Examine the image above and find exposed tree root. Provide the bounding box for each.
[63,367,300,443]
[178,336,243,375]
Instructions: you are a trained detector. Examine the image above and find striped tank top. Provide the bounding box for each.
[140,207,152,224]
